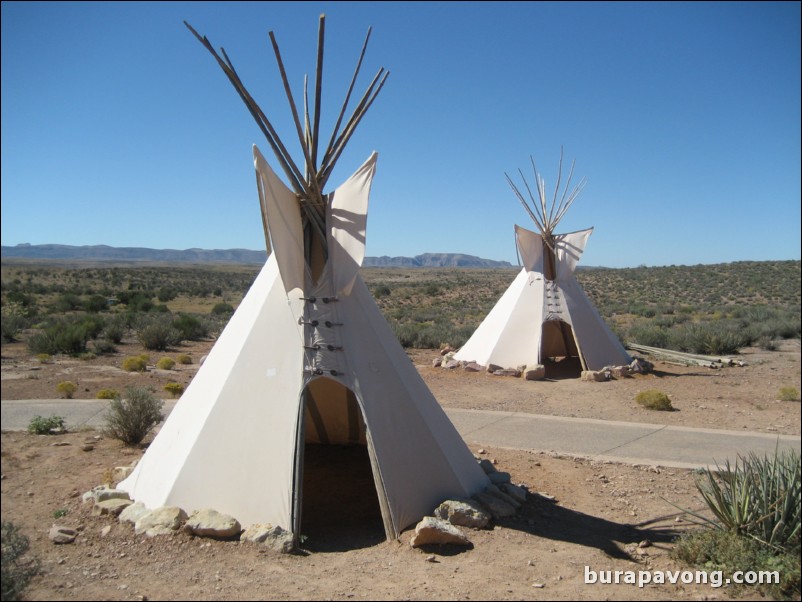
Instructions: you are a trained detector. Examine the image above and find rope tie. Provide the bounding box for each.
[303,344,343,351]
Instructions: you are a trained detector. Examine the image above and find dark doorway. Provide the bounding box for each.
[299,378,385,551]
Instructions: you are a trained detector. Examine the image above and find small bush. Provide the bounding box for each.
[35,353,53,364]
[136,316,181,351]
[121,356,147,372]
[164,382,185,398]
[156,357,175,370]
[172,313,208,341]
[211,302,234,316]
[635,389,674,411]
[102,317,127,344]
[27,414,66,435]
[91,338,117,355]
[55,381,77,399]
[104,386,164,446]
[96,388,119,400]
[1,521,40,601]
[674,529,799,599]
[778,387,800,402]
[176,354,192,365]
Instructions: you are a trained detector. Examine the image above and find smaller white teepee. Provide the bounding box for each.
[455,151,630,374]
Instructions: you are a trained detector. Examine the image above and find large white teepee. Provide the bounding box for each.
[454,152,630,375]
[119,17,488,544]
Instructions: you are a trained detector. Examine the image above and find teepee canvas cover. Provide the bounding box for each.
[454,153,630,373]
[119,17,488,542]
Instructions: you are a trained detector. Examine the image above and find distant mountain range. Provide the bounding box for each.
[1,244,514,269]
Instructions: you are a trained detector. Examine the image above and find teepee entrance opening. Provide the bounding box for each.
[298,378,385,550]
[540,320,583,379]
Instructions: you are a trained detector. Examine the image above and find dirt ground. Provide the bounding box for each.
[1,337,800,601]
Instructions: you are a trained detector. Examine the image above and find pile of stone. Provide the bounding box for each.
[59,454,536,554]
[408,454,529,548]
[49,480,295,553]
[434,347,641,383]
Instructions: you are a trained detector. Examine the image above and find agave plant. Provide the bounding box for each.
[688,448,800,552]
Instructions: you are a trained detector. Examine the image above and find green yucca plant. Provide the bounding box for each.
[688,448,800,552]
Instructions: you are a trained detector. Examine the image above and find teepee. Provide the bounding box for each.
[454,151,630,376]
[119,17,488,544]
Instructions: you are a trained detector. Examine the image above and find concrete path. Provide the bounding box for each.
[2,399,799,470]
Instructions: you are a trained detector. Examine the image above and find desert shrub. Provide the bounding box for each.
[136,316,181,351]
[374,283,391,298]
[635,390,673,411]
[670,322,752,355]
[211,302,234,316]
[35,353,53,364]
[164,382,185,398]
[758,336,779,351]
[55,381,77,399]
[96,388,119,400]
[104,386,164,446]
[27,414,66,435]
[673,529,799,600]
[628,322,669,348]
[52,321,91,355]
[156,357,175,370]
[1,521,40,601]
[121,356,147,372]
[176,354,192,365]
[778,387,800,402]
[83,294,109,313]
[0,312,26,343]
[157,287,177,302]
[25,315,106,356]
[52,292,83,312]
[102,316,128,344]
[172,313,209,341]
[118,291,154,312]
[26,331,58,355]
[90,338,117,354]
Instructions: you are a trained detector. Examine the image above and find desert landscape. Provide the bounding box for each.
[2,333,800,600]
[1,261,800,600]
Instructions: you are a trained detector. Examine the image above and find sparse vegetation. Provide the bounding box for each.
[156,357,175,370]
[55,380,77,399]
[164,382,185,398]
[2,260,799,356]
[121,356,148,372]
[104,386,164,446]
[96,388,119,400]
[635,389,673,411]
[176,354,193,365]
[136,315,181,351]
[1,521,40,601]
[674,448,801,599]
[779,387,800,402]
[27,414,66,435]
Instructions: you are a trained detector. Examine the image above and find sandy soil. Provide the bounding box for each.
[1,337,800,601]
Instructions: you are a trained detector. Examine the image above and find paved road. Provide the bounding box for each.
[2,399,799,470]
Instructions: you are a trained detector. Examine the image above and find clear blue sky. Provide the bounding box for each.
[2,1,800,267]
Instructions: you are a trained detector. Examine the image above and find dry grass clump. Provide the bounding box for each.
[635,389,673,411]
